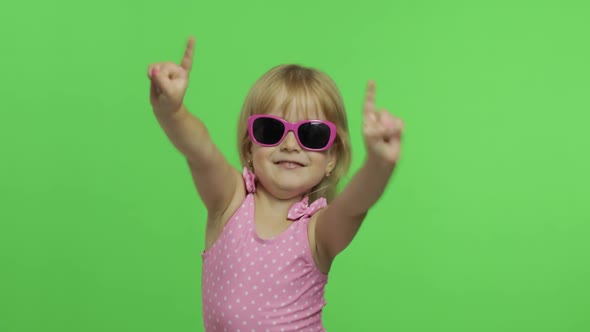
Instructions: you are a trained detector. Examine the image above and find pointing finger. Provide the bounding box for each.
[363,80,376,117]
[180,36,196,72]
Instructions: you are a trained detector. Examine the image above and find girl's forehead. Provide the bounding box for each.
[267,95,327,121]
[268,107,326,122]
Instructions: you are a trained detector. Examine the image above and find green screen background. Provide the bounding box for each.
[1,0,589,331]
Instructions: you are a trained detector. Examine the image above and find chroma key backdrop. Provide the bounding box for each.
[1,0,589,331]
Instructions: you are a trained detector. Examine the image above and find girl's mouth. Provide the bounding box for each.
[276,161,304,169]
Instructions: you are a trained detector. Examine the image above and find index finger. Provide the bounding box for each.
[363,80,376,116]
[180,36,196,72]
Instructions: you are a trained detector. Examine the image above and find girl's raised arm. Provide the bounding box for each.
[148,37,242,219]
[314,81,405,268]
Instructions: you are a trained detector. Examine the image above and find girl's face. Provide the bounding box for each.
[249,104,337,200]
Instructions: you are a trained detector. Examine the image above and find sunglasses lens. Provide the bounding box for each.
[252,117,285,145]
[298,122,332,150]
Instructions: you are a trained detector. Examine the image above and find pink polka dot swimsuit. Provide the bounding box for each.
[201,168,328,331]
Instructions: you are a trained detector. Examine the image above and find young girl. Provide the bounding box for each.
[147,37,404,331]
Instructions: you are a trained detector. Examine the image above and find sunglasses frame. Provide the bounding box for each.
[247,114,337,152]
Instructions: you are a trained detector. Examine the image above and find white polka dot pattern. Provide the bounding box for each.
[201,168,328,331]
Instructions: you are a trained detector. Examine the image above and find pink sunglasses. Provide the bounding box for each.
[247,115,337,151]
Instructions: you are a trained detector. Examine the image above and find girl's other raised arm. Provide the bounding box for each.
[314,81,404,266]
[148,37,242,219]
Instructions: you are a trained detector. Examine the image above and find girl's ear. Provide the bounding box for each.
[246,147,254,170]
[246,143,253,162]
[326,150,337,175]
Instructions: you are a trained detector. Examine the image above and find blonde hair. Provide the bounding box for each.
[237,64,352,203]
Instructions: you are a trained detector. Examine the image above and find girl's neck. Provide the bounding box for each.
[254,185,306,219]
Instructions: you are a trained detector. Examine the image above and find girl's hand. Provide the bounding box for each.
[147,37,195,116]
[362,80,404,165]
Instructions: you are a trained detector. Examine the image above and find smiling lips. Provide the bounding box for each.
[275,160,305,169]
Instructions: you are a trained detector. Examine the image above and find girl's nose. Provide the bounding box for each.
[280,131,301,152]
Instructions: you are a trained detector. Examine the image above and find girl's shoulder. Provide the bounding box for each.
[215,167,252,222]
[204,167,250,250]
